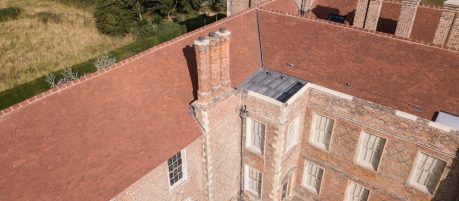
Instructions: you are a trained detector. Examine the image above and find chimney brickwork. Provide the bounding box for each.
[208,32,222,94]
[194,28,233,106]
[194,37,212,105]
[216,28,232,91]
[434,2,459,48]
[395,0,421,38]
[354,0,383,30]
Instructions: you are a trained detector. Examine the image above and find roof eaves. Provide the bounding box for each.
[257,7,459,54]
[0,7,259,119]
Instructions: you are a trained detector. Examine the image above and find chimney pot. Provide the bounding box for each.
[220,27,226,32]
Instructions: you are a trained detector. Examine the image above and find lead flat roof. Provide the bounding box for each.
[239,69,307,102]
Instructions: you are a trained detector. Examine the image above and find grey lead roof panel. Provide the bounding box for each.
[239,69,307,103]
[435,112,459,130]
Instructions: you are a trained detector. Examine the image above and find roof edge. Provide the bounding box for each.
[0,8,258,118]
[383,0,445,10]
[257,8,459,53]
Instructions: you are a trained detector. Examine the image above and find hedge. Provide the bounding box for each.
[0,23,186,110]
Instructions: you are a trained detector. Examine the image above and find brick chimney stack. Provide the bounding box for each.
[216,28,232,91]
[354,0,383,30]
[194,28,232,105]
[194,36,212,104]
[433,0,459,48]
[208,32,222,94]
[395,0,421,38]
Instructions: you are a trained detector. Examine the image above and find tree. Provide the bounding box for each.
[146,0,177,19]
[94,0,137,36]
[210,0,226,13]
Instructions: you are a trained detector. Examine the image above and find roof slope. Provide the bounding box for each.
[258,9,459,119]
[0,10,261,201]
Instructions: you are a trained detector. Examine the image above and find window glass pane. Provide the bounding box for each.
[303,162,324,193]
[310,114,334,150]
[346,182,369,201]
[168,151,185,187]
[357,132,385,169]
[247,118,265,153]
[411,153,446,193]
[245,165,262,197]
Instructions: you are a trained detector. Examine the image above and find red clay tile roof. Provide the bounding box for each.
[0,9,261,201]
[1,1,458,200]
[299,0,444,43]
[260,0,299,13]
[258,9,459,119]
[411,6,442,43]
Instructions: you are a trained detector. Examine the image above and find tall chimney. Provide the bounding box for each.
[194,37,212,105]
[433,1,459,48]
[354,0,383,30]
[216,28,232,91]
[208,32,222,94]
[395,0,421,38]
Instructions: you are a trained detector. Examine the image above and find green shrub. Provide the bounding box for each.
[180,13,225,32]
[132,20,186,40]
[0,7,22,22]
[94,0,137,37]
[0,14,201,110]
[53,0,98,9]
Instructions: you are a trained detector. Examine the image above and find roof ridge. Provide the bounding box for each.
[257,8,459,53]
[0,8,258,118]
[383,0,445,10]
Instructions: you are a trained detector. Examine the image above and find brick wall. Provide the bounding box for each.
[239,85,458,201]
[395,0,420,38]
[111,137,207,201]
[206,93,244,201]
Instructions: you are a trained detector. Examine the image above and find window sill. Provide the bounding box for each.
[355,161,377,172]
[303,185,319,195]
[169,177,188,193]
[405,182,433,196]
[246,146,264,157]
[244,189,262,200]
[308,141,329,152]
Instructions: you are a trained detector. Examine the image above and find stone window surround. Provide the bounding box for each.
[354,131,387,171]
[302,161,325,195]
[308,113,336,151]
[244,164,263,198]
[344,180,371,201]
[245,117,267,156]
[406,151,447,195]
[167,149,188,192]
[285,114,302,153]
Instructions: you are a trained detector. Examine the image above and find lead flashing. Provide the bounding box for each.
[395,110,418,121]
[308,83,353,100]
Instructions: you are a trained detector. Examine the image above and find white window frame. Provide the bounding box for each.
[407,152,446,194]
[344,181,370,201]
[308,113,335,151]
[285,114,302,153]
[355,132,386,171]
[302,161,324,194]
[244,164,263,198]
[281,176,291,200]
[167,149,188,191]
[245,117,266,155]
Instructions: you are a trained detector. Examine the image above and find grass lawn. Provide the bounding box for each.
[0,0,133,91]
[421,0,446,6]
[0,10,223,110]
